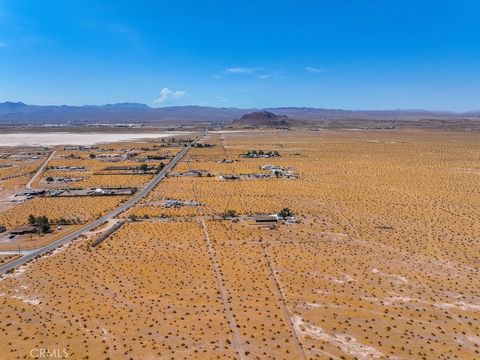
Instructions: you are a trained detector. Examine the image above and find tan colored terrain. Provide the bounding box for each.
[0,254,20,266]
[0,129,479,359]
[0,138,186,252]
[0,196,129,228]
[0,225,82,251]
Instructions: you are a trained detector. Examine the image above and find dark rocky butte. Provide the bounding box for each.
[233,111,291,127]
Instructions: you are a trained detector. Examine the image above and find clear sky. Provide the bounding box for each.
[1,0,479,111]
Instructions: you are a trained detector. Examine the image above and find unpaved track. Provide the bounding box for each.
[0,133,204,274]
[261,243,307,360]
[26,150,56,189]
[200,220,246,360]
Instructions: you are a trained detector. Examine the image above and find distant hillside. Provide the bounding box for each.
[233,111,291,127]
[0,101,478,124]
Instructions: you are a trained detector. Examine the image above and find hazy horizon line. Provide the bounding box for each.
[1,100,478,114]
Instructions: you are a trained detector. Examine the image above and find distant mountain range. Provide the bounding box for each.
[0,101,478,124]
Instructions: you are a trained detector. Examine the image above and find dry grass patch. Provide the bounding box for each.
[0,221,237,359]
[0,254,20,266]
[0,196,128,228]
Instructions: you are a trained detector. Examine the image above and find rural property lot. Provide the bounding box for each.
[0,129,479,359]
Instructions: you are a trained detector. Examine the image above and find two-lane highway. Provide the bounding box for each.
[0,132,205,274]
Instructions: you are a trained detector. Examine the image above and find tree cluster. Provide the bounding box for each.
[28,214,51,233]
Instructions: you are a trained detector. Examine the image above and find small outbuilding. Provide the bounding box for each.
[9,225,37,235]
[253,215,278,224]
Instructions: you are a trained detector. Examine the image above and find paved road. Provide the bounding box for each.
[0,133,204,274]
[26,150,56,189]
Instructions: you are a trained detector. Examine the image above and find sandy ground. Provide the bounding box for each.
[0,129,478,359]
[0,254,20,266]
[0,188,19,213]
[0,225,82,251]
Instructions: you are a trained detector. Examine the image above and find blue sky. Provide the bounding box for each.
[1,0,480,110]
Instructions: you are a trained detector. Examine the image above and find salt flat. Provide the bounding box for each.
[0,132,189,147]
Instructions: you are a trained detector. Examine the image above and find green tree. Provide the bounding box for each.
[221,209,237,219]
[139,164,149,172]
[278,208,293,219]
[28,214,37,225]
[46,176,54,182]
[36,216,51,233]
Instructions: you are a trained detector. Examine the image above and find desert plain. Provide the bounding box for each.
[0,128,478,359]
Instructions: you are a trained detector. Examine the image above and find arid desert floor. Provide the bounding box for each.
[0,129,479,359]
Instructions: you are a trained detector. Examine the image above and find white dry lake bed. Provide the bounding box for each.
[0,132,190,147]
